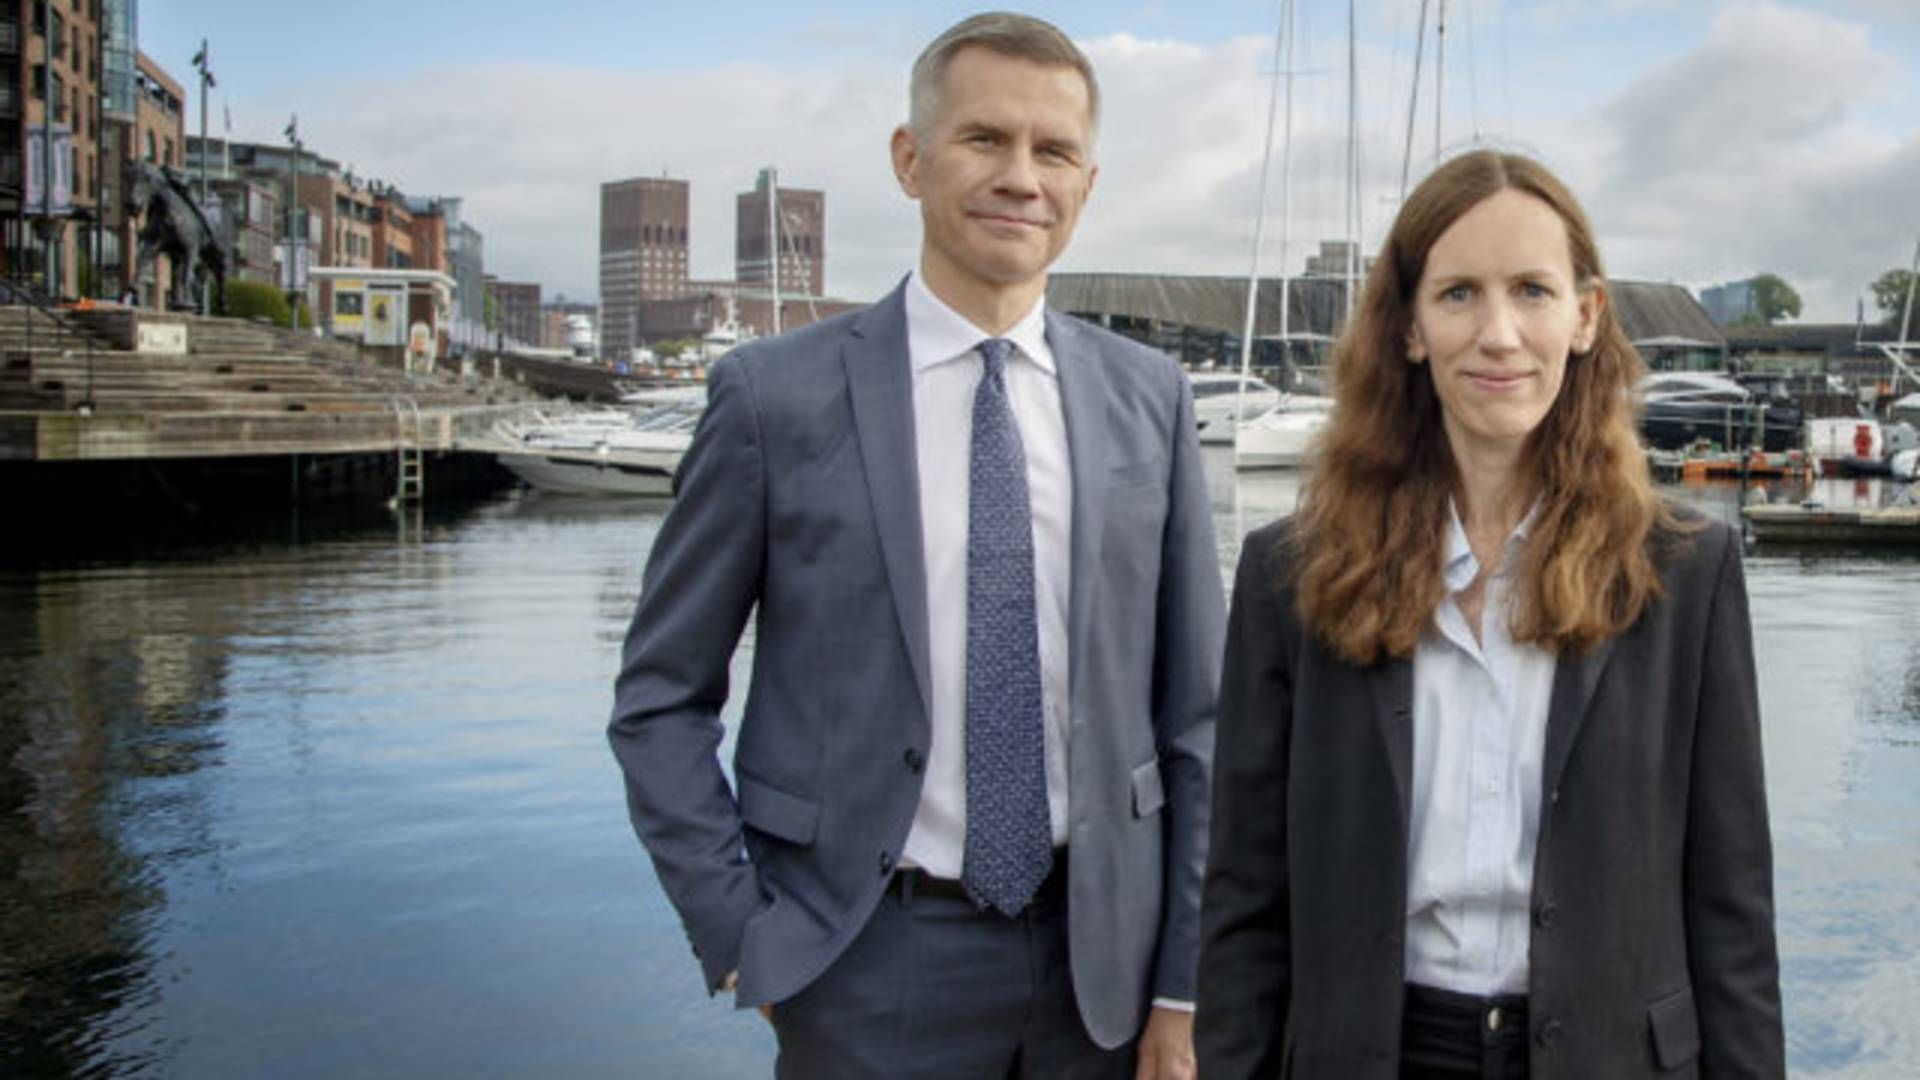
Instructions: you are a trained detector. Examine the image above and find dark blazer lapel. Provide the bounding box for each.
[843,282,932,717]
[1368,656,1415,824]
[1047,308,1109,696]
[1542,636,1618,799]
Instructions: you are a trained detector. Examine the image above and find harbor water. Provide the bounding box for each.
[3,453,1918,1077]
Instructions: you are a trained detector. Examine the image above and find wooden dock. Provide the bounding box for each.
[1744,502,1920,544]
[0,306,539,464]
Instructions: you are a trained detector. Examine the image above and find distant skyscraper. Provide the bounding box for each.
[599,176,689,362]
[736,170,824,298]
[1700,280,1759,327]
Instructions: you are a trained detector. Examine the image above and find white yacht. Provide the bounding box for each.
[1188,372,1283,444]
[1234,394,1335,470]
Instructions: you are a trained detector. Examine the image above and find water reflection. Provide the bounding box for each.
[0,476,1916,1077]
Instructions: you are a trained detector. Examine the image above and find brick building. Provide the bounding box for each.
[599,175,688,362]
[484,275,541,347]
[0,0,110,300]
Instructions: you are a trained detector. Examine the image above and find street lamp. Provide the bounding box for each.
[191,39,215,313]
[284,113,301,330]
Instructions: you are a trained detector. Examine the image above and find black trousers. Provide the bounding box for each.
[1399,983,1531,1080]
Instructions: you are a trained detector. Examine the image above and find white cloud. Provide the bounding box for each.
[253,2,1912,324]
[1577,3,1913,319]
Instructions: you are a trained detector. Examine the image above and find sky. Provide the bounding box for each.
[145,1,1920,323]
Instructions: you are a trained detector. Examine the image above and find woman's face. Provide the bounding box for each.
[1407,188,1601,463]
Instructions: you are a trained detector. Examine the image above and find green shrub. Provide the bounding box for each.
[224,280,290,323]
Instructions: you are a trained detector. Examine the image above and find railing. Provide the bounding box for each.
[1,274,98,412]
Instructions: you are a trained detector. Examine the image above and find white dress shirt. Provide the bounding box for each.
[1405,502,1558,996]
[899,273,1073,878]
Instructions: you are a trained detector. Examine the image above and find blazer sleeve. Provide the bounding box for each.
[1685,524,1787,1076]
[1147,373,1227,1004]
[607,354,768,995]
[1195,523,1296,1076]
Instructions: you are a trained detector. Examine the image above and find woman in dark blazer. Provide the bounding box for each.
[1195,150,1784,1079]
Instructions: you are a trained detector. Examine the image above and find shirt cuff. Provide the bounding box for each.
[721,970,739,993]
[1151,997,1195,1013]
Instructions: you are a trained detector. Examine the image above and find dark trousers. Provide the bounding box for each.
[770,863,1135,1079]
[1399,983,1531,1080]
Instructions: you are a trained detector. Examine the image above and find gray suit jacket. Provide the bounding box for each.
[1196,514,1785,1078]
[609,281,1223,1049]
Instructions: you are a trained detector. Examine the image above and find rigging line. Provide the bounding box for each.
[1465,0,1481,140]
[1498,0,1514,141]
[1401,0,1431,200]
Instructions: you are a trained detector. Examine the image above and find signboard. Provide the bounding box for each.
[138,323,189,355]
[365,284,406,346]
[25,124,74,217]
[331,277,366,335]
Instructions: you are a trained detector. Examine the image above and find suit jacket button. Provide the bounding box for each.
[903,748,924,773]
[1533,900,1558,929]
[1535,1018,1563,1048]
[877,851,895,875]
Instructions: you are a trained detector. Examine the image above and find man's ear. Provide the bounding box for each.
[891,126,921,199]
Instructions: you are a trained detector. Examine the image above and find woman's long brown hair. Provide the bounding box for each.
[1289,150,1681,666]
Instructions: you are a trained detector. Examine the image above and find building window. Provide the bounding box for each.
[145,130,155,162]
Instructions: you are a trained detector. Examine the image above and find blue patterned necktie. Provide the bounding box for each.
[961,337,1053,916]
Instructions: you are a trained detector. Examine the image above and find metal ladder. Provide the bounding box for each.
[391,397,425,504]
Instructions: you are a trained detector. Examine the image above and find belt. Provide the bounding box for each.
[894,850,1069,911]
[1403,982,1531,1058]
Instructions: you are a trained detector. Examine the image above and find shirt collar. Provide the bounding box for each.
[1442,498,1542,593]
[905,272,1054,377]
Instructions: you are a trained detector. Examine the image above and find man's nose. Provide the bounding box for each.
[993,143,1042,197]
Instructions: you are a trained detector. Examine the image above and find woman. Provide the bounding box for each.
[1194,150,1784,1079]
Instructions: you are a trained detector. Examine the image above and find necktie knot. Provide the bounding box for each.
[977,338,1015,381]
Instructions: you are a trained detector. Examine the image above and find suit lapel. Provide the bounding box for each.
[1048,309,1109,699]
[843,283,933,718]
[1368,656,1415,824]
[1542,635,1617,799]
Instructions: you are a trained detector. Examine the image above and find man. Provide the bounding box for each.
[609,12,1221,1077]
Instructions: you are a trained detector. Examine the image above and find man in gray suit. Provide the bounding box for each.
[609,12,1221,1078]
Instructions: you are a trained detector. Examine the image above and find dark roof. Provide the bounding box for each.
[1722,321,1901,352]
[1047,272,1724,347]
[1048,273,1352,340]
[1606,280,1726,348]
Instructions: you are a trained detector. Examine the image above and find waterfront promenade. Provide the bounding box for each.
[0,464,1915,1077]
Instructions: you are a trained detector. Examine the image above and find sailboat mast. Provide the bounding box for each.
[1346,0,1360,323]
[1279,0,1296,375]
[1435,0,1447,160]
[1401,0,1431,199]
[1898,235,1920,359]
[1236,0,1292,446]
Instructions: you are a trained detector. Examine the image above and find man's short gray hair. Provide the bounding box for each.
[907,12,1099,142]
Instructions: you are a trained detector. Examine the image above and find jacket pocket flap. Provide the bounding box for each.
[1131,759,1166,817]
[737,772,819,846]
[1647,986,1701,1070]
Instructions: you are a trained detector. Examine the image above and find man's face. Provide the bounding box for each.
[892,46,1097,301]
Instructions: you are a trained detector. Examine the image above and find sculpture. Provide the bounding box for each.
[126,160,232,314]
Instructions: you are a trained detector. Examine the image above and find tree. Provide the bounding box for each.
[1870,268,1917,325]
[1748,273,1802,325]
